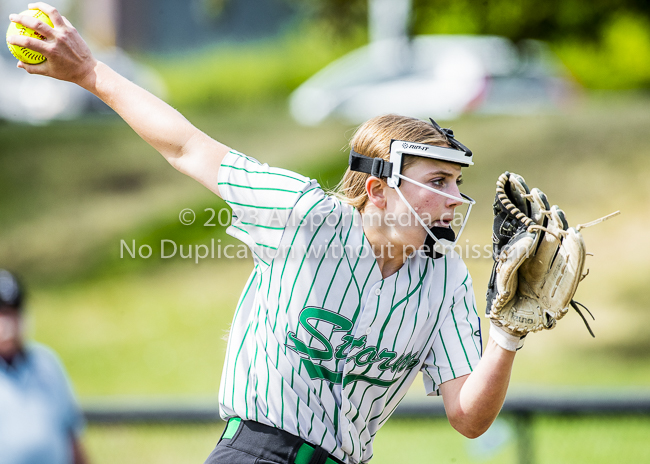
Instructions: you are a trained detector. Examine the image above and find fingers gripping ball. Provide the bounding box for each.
[6,9,53,64]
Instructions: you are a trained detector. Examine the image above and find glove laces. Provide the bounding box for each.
[495,173,621,338]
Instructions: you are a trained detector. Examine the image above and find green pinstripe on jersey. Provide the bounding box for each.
[294,210,345,434]
[220,265,259,411]
[230,225,279,250]
[217,151,482,464]
[217,182,302,194]
[353,263,430,443]
[285,203,338,433]
[220,164,306,183]
[460,271,482,358]
[439,334,456,377]
[371,257,448,434]
[226,200,293,210]
[244,275,266,418]
[271,194,329,431]
[240,221,284,230]
[271,196,328,332]
[345,267,410,416]
[450,297,473,372]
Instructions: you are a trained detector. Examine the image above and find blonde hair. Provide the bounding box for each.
[332,114,450,211]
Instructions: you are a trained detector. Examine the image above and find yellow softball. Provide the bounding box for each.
[6,9,54,64]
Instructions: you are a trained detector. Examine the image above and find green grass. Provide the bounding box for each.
[31,263,241,395]
[83,416,650,464]
[85,423,224,464]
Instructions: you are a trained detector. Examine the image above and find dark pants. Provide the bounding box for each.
[204,420,345,464]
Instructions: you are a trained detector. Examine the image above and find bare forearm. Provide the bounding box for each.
[79,61,200,166]
[80,62,228,193]
[441,337,515,438]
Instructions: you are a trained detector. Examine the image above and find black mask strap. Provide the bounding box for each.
[349,149,393,178]
[429,118,473,158]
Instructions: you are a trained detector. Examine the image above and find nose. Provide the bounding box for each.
[445,183,463,208]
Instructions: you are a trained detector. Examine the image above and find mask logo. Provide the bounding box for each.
[401,142,429,151]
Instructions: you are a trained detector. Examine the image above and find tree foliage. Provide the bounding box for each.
[294,0,650,43]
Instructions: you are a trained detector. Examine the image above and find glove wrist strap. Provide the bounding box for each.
[489,321,525,352]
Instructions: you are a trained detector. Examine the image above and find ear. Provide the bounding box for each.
[366,176,387,209]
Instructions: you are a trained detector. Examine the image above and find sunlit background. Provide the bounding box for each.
[1,0,649,462]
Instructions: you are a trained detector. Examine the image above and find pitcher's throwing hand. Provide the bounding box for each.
[7,2,97,88]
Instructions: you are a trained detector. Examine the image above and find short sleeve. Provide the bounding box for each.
[421,271,483,396]
[218,151,319,268]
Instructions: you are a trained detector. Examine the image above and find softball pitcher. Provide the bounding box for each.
[8,4,577,463]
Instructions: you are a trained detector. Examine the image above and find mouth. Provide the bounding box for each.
[431,211,455,228]
[432,218,452,228]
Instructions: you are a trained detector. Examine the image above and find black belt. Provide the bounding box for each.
[221,418,345,464]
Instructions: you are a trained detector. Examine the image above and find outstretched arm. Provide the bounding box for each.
[439,336,516,438]
[7,2,230,197]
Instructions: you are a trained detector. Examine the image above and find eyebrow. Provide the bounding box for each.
[423,169,462,179]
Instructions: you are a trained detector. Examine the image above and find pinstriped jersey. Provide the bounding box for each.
[217,151,482,463]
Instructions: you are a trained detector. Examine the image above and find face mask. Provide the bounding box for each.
[349,119,475,258]
[390,171,475,258]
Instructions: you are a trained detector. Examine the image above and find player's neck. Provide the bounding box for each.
[361,211,413,279]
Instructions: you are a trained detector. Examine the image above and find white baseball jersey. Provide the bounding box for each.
[217,150,482,463]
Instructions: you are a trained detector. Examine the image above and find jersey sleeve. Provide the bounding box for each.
[217,150,318,268]
[421,269,483,396]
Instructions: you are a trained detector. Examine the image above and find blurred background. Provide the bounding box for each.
[1,0,649,462]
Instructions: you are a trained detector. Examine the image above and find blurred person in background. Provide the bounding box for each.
[0,269,88,464]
